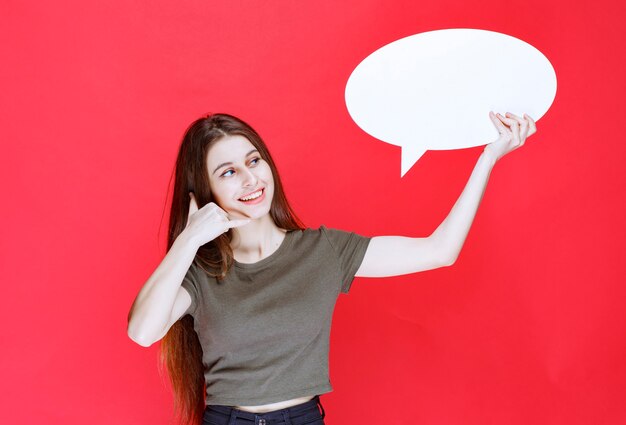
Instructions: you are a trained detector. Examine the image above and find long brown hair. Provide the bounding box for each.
[158,113,306,425]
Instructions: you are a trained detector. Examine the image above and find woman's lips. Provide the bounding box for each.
[238,188,265,204]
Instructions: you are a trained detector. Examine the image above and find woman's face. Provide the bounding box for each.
[206,134,274,220]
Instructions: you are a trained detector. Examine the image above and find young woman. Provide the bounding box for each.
[127,111,537,425]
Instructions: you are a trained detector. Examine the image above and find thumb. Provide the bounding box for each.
[188,192,199,216]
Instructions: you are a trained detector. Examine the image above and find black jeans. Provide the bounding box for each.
[202,395,326,425]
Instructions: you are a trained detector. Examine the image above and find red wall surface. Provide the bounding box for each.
[1,1,625,424]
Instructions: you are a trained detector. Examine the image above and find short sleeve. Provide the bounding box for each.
[320,225,372,294]
[180,262,199,317]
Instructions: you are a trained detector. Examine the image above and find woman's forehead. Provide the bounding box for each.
[208,135,255,161]
[206,135,259,177]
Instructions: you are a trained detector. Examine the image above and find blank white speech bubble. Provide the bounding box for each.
[345,28,557,177]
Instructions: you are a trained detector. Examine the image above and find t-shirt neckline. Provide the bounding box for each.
[233,229,296,270]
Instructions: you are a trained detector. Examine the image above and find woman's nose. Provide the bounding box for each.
[241,168,258,187]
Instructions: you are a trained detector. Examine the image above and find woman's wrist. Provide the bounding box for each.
[480,149,498,168]
[177,227,202,251]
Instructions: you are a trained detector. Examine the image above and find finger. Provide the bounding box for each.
[211,204,230,219]
[506,112,528,139]
[505,112,527,128]
[497,113,521,145]
[496,113,519,128]
[523,113,537,135]
[495,113,515,139]
[188,192,198,215]
[202,201,220,214]
[226,218,252,228]
[489,111,509,134]
[226,212,242,222]
[215,210,230,223]
[215,209,228,219]
[510,117,521,146]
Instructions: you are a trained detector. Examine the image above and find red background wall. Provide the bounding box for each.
[1,1,624,424]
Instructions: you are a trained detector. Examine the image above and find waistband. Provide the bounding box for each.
[205,395,324,422]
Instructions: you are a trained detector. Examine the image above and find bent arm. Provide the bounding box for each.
[355,151,496,278]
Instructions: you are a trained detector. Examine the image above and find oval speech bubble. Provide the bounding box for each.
[345,28,557,177]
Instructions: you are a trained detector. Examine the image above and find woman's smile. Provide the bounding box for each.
[238,187,266,204]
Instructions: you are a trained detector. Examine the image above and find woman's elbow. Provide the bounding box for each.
[441,253,457,267]
[127,315,159,348]
[127,326,157,348]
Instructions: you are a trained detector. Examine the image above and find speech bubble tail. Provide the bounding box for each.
[400,148,426,177]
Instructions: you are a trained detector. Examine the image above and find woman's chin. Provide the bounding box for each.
[246,211,270,221]
[227,209,268,221]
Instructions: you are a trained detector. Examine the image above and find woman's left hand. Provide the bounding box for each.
[484,111,537,163]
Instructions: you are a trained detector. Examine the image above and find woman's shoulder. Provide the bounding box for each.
[289,225,335,246]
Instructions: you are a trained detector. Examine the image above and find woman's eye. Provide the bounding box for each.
[220,158,260,177]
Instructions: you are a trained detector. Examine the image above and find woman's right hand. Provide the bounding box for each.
[484,111,537,163]
[184,192,251,247]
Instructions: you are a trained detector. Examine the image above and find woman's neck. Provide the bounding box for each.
[230,215,286,263]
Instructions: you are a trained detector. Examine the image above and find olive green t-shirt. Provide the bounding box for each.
[180,225,372,406]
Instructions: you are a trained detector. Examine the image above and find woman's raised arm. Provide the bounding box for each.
[355,112,537,278]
